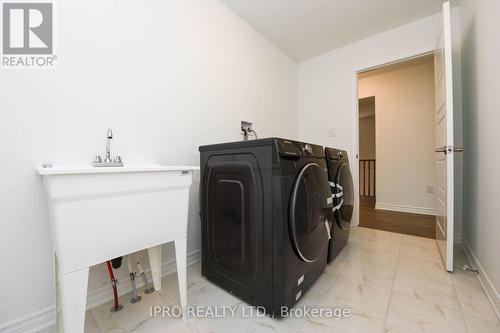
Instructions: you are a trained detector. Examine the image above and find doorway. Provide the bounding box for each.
[358,96,376,209]
[357,54,436,239]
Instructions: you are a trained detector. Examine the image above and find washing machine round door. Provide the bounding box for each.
[289,162,332,263]
[334,163,354,230]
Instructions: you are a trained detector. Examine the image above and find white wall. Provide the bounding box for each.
[460,0,500,307]
[358,58,436,213]
[297,9,463,233]
[298,13,440,226]
[0,0,297,326]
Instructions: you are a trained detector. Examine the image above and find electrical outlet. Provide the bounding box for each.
[241,120,253,133]
[241,121,255,140]
[426,185,434,194]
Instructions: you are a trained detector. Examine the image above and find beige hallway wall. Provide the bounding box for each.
[358,56,436,214]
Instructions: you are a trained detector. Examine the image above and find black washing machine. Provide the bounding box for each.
[325,148,354,262]
[199,138,332,316]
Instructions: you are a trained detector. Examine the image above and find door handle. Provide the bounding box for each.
[435,146,447,153]
[435,146,463,154]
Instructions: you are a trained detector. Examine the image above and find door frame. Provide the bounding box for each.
[351,50,435,227]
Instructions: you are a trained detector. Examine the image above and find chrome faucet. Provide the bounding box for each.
[105,128,113,163]
[93,128,123,167]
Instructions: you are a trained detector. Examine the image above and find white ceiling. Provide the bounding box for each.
[220,0,443,62]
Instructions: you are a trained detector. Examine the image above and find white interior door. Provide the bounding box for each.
[434,1,456,272]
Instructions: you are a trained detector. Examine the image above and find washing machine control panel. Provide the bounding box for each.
[302,144,313,155]
[277,139,324,158]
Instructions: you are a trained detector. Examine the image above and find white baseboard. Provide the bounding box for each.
[0,250,201,333]
[0,307,54,333]
[462,238,500,320]
[375,203,436,216]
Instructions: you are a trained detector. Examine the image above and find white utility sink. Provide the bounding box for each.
[36,164,199,333]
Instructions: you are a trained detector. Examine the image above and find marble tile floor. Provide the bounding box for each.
[60,227,499,333]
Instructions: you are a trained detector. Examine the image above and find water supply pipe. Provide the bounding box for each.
[126,255,142,303]
[106,260,123,312]
[137,262,154,294]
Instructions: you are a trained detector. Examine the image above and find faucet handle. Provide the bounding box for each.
[114,156,122,164]
[94,155,103,163]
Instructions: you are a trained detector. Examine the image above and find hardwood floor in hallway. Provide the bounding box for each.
[359,196,436,239]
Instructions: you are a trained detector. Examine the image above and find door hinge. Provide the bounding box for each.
[435,145,463,154]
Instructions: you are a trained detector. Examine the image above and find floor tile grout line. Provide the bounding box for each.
[389,289,462,313]
[382,236,402,329]
[453,281,500,324]
[461,312,500,326]
[87,229,494,333]
[450,266,471,333]
[154,290,172,306]
[400,238,440,245]
[400,241,444,253]
[449,243,500,328]
[389,238,468,313]
[317,234,390,323]
[397,255,451,271]
[351,228,399,313]
[334,231,496,331]
[89,310,103,333]
[374,232,482,332]
[395,265,457,288]
[320,243,358,298]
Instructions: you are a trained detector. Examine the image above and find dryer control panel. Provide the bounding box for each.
[277,139,323,158]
